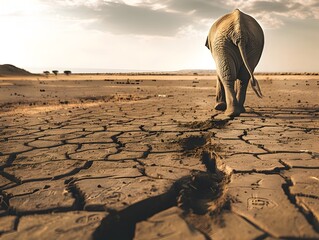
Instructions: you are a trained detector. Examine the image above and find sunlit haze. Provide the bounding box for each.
[0,0,318,72]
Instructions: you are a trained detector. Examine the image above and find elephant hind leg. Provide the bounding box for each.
[213,51,240,117]
[237,68,250,113]
[235,79,249,113]
[214,75,226,111]
[223,79,240,117]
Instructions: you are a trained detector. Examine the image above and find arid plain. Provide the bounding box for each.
[0,72,318,239]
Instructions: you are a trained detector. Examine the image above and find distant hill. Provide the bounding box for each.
[0,64,33,76]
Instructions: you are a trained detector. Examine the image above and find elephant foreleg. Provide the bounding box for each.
[214,75,226,110]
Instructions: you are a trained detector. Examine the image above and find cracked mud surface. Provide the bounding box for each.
[0,75,319,239]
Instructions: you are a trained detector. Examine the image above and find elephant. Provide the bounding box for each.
[206,9,264,117]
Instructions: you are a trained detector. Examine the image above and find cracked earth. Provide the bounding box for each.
[0,75,318,239]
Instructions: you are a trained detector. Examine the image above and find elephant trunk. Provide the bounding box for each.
[238,41,263,98]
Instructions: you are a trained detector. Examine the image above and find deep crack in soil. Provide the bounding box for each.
[92,133,228,240]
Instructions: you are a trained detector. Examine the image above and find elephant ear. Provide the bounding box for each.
[205,37,210,50]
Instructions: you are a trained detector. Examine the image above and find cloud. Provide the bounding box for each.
[41,0,229,36]
[52,1,193,36]
[246,0,315,18]
[235,0,319,28]
[163,0,228,18]
[249,0,290,13]
[39,0,319,36]
[95,2,190,36]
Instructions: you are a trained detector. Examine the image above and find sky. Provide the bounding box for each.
[0,0,318,72]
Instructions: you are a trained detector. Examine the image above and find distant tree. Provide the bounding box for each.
[43,71,50,76]
[52,70,59,75]
[64,70,72,76]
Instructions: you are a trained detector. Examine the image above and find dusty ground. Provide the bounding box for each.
[0,74,318,239]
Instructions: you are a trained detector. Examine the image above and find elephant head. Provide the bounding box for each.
[206,9,264,117]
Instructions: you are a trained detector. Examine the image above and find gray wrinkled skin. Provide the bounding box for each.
[206,9,264,117]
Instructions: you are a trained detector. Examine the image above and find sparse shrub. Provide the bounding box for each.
[64,70,72,75]
[43,71,50,76]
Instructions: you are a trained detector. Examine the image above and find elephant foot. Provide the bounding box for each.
[239,106,246,113]
[214,102,226,111]
[225,108,241,117]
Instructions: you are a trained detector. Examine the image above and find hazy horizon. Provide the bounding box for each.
[26,66,214,73]
[25,66,318,74]
[1,0,319,72]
